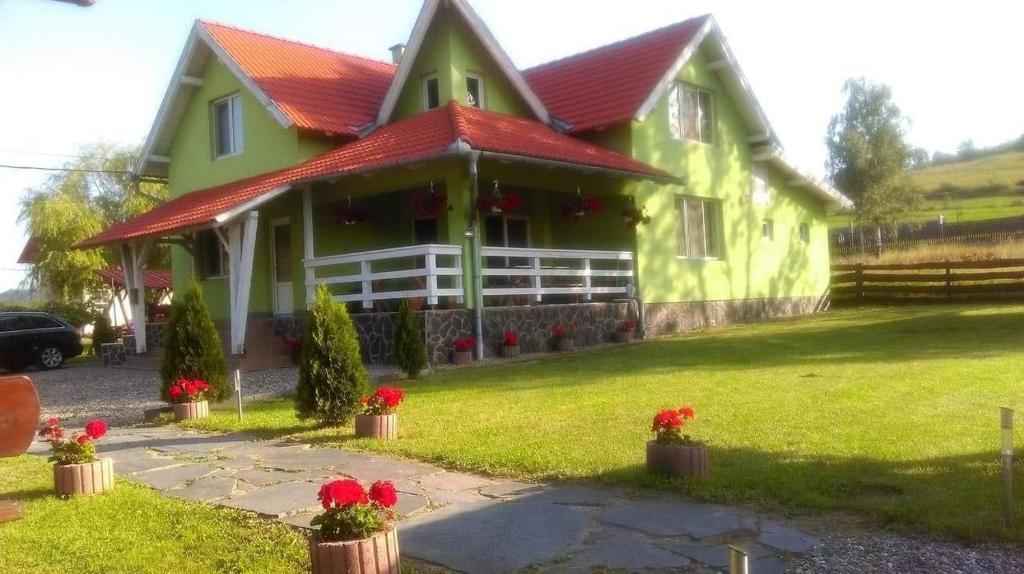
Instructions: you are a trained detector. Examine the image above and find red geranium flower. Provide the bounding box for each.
[679,405,695,420]
[84,419,107,440]
[318,479,368,509]
[76,434,91,445]
[368,480,398,508]
[453,337,476,352]
[503,330,519,347]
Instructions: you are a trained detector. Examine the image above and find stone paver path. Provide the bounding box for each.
[30,426,821,573]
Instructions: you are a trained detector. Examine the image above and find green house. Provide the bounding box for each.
[82,0,850,367]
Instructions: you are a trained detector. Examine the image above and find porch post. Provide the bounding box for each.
[217,211,259,355]
[467,152,485,360]
[120,240,150,354]
[302,186,315,307]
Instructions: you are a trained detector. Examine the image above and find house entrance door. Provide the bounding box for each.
[271,220,294,315]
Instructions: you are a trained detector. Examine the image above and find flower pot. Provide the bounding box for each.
[310,528,401,574]
[501,344,520,359]
[556,338,575,353]
[53,458,115,496]
[172,400,209,421]
[614,331,632,343]
[355,414,397,440]
[646,441,708,479]
[452,350,473,365]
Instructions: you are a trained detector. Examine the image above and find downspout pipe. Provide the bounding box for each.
[468,151,485,360]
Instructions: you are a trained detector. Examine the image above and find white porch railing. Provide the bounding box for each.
[304,244,635,308]
[304,244,464,308]
[480,246,634,302]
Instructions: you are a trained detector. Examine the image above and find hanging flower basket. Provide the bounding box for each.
[475,190,523,214]
[355,387,404,440]
[334,198,372,225]
[168,377,212,421]
[310,479,401,574]
[646,406,708,479]
[412,189,448,218]
[39,418,115,496]
[560,195,604,219]
[501,330,520,359]
[622,204,652,227]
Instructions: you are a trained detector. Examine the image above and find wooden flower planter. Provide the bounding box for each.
[451,350,473,365]
[53,458,115,496]
[556,338,575,353]
[646,441,708,479]
[310,528,401,574]
[501,344,520,359]
[355,414,397,440]
[173,400,209,421]
[613,331,632,343]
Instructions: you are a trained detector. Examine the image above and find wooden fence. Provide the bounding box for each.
[831,258,1024,303]
[830,216,1024,257]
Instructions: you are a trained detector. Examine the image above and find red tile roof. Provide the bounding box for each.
[17,236,40,264]
[523,16,709,133]
[97,268,173,290]
[201,21,396,136]
[80,102,672,247]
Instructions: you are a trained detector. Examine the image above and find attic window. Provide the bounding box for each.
[424,74,440,110]
[466,74,484,108]
[212,94,243,158]
[669,83,713,144]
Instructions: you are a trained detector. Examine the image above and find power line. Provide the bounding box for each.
[0,149,84,159]
[0,163,133,176]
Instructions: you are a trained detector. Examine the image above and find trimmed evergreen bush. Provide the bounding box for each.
[296,285,369,425]
[160,284,228,403]
[393,300,426,379]
[91,313,116,356]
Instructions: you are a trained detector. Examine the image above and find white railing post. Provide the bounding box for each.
[532,257,543,302]
[426,251,439,306]
[360,260,373,309]
[583,257,593,301]
[454,253,464,304]
[302,187,315,307]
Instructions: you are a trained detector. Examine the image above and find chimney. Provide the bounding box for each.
[388,44,406,64]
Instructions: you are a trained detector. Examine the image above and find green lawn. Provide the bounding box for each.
[0,456,308,573]
[187,305,1024,542]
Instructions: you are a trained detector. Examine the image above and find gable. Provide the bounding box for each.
[377,0,548,125]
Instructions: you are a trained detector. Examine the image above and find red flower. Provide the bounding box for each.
[503,330,519,347]
[652,409,684,433]
[47,417,60,427]
[318,479,368,509]
[76,434,91,445]
[169,386,182,398]
[453,337,475,352]
[368,480,398,508]
[84,419,107,440]
[679,405,695,420]
[373,387,405,409]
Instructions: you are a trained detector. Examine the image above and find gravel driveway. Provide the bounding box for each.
[28,363,301,426]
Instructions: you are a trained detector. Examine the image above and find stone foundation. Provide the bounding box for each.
[643,296,821,337]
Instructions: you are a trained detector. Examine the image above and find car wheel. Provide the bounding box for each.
[38,346,64,370]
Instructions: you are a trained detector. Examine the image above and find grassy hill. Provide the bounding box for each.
[830,151,1024,225]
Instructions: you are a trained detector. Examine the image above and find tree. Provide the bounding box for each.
[957,139,977,160]
[393,300,427,379]
[296,285,369,425]
[826,78,921,252]
[160,284,229,402]
[91,312,116,356]
[18,143,169,305]
[908,147,931,169]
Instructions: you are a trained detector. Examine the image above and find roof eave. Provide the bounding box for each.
[753,146,853,210]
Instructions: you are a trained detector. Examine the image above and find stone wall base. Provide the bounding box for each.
[643,296,822,337]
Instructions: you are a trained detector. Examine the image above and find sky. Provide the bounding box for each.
[0,0,1021,292]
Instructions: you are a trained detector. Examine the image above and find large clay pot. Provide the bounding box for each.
[173,400,209,421]
[310,528,401,574]
[501,345,520,359]
[355,414,397,439]
[451,350,473,365]
[53,459,115,496]
[556,338,575,353]
[646,441,709,479]
[613,331,632,343]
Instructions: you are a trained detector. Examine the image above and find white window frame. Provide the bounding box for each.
[751,163,770,206]
[668,82,714,145]
[799,222,811,245]
[423,73,440,110]
[198,229,229,279]
[465,73,485,108]
[677,196,722,260]
[762,218,775,242]
[212,93,243,159]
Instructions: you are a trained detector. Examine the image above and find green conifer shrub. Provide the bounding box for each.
[91,312,116,356]
[159,284,228,402]
[393,300,426,379]
[296,285,370,425]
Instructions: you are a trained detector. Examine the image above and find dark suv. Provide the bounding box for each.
[0,312,83,371]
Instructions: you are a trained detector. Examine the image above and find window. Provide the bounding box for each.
[678,197,722,259]
[466,74,484,108]
[751,164,770,206]
[212,94,243,158]
[412,218,439,245]
[484,215,530,269]
[197,230,228,278]
[762,218,775,242]
[424,74,440,110]
[799,222,810,244]
[668,83,713,144]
